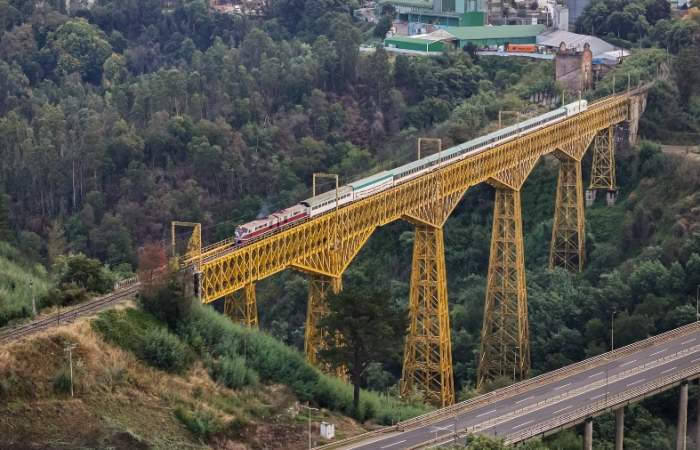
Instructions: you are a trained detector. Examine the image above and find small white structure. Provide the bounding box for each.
[320,422,336,439]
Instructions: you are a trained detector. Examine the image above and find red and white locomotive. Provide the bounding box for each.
[234,205,308,243]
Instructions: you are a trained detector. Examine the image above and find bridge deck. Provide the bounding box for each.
[322,322,700,449]
[192,93,637,302]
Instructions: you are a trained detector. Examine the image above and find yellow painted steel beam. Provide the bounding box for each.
[550,157,586,272]
[400,224,455,406]
[478,187,529,388]
[171,221,202,265]
[304,275,346,378]
[197,96,631,303]
[475,156,537,389]
[223,282,259,328]
[589,126,617,191]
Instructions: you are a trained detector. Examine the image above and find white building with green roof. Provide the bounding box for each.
[383,24,545,53]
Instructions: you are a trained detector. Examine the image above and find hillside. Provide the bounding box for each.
[0,241,52,328]
[0,305,389,450]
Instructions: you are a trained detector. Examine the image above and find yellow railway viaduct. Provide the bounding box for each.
[174,85,650,407]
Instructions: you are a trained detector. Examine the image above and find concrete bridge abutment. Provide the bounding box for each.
[583,418,593,450]
[615,407,625,450]
[678,381,689,450]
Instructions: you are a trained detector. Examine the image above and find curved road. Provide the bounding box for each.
[334,323,700,450]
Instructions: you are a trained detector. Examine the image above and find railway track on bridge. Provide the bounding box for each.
[0,280,140,345]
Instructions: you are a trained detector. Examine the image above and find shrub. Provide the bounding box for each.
[53,368,72,394]
[139,328,190,373]
[210,355,259,389]
[92,308,161,352]
[53,253,114,294]
[40,284,89,308]
[174,406,221,440]
[140,273,192,328]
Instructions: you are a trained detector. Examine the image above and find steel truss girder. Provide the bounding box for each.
[478,188,529,387]
[477,157,534,388]
[400,225,455,406]
[550,156,586,272]
[304,275,346,377]
[199,98,630,302]
[589,126,617,191]
[171,221,202,265]
[223,282,259,328]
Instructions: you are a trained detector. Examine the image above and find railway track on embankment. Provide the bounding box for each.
[0,280,140,345]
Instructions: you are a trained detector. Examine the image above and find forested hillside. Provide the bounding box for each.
[1,0,700,448]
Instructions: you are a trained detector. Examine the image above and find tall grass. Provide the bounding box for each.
[178,304,428,423]
[0,242,52,327]
[94,303,428,424]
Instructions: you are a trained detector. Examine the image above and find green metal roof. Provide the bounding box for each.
[442,24,545,40]
[385,36,444,44]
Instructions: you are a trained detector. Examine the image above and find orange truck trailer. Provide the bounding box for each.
[506,43,537,53]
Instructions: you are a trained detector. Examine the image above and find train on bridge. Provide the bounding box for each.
[234,100,588,243]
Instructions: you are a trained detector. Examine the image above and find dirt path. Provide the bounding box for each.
[660,145,700,161]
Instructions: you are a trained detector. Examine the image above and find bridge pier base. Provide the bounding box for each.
[615,407,624,450]
[678,381,689,450]
[585,189,596,207]
[583,418,593,450]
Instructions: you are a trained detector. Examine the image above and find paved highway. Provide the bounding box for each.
[338,323,700,450]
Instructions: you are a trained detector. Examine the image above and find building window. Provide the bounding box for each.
[442,0,456,12]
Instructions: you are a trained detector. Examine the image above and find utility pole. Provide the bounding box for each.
[695,284,700,324]
[64,343,78,397]
[30,280,36,317]
[301,402,319,449]
[611,310,617,352]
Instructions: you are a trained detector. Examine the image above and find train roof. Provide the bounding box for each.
[348,171,393,190]
[300,185,353,207]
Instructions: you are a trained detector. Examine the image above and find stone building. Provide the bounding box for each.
[554,41,593,93]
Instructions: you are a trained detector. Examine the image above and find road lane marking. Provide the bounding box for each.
[692,357,700,363]
[515,395,534,404]
[554,382,571,391]
[649,348,667,357]
[626,378,645,387]
[477,409,497,417]
[512,420,534,430]
[590,393,607,400]
[431,425,452,432]
[588,371,605,378]
[661,366,678,374]
[552,405,573,415]
[620,359,637,367]
[381,439,407,448]
[681,338,696,345]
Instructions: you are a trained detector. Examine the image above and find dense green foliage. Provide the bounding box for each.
[179,301,427,423]
[320,270,406,412]
[94,280,427,424]
[2,0,699,445]
[0,241,51,327]
[139,327,192,373]
[92,307,193,373]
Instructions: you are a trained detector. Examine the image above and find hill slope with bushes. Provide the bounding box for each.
[0,297,425,449]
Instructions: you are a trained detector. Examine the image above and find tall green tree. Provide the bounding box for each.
[319,271,405,414]
[50,18,112,83]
